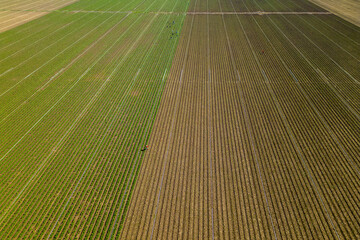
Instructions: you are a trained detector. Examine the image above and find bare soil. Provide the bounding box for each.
[309,0,360,26]
[0,0,78,33]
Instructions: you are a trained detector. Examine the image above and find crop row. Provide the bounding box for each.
[0,0,75,11]
[0,0,78,33]
[221,0,359,238]
[0,0,190,239]
[63,0,190,13]
[189,0,325,12]
[0,0,166,151]
[222,0,360,237]
[120,0,360,238]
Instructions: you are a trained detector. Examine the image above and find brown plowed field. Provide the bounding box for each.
[120,0,360,238]
[0,0,77,33]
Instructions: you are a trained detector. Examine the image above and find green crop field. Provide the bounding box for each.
[0,0,190,238]
[0,0,359,239]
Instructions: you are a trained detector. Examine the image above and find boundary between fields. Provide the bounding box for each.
[0,9,332,15]
[149,4,195,240]
[115,5,191,240]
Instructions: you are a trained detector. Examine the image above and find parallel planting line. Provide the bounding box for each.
[0,15,45,32]
[46,68,141,239]
[0,67,13,78]
[0,10,136,162]
[47,5,167,239]
[150,9,195,240]
[0,12,123,96]
[0,0,75,12]
[0,9,334,15]
[0,11,134,123]
[0,14,68,51]
[0,0,126,50]
[0,0,140,82]
[248,13,360,177]
[0,0,140,53]
[332,16,360,33]
[314,16,360,45]
[0,10,149,223]
[0,14,142,195]
[108,66,160,239]
[0,70,93,162]
[1,17,146,240]
[0,67,65,124]
[246,2,360,236]
[259,14,360,119]
[0,11,37,25]
[274,15,359,84]
[114,9,187,236]
[0,20,74,64]
[44,15,165,239]
[150,66,183,239]
[109,2,184,237]
[0,0,54,10]
[264,0,360,63]
[230,0,341,238]
[0,0,162,234]
[271,0,360,46]
[0,9,151,225]
[206,3,215,239]
[117,10,191,240]
[218,1,278,238]
[315,69,360,120]
[149,1,197,239]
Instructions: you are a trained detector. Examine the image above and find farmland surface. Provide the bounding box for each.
[309,0,360,26]
[0,0,360,239]
[0,0,189,238]
[121,0,360,239]
[0,0,78,32]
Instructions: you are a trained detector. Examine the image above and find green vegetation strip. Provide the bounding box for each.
[0,0,190,239]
